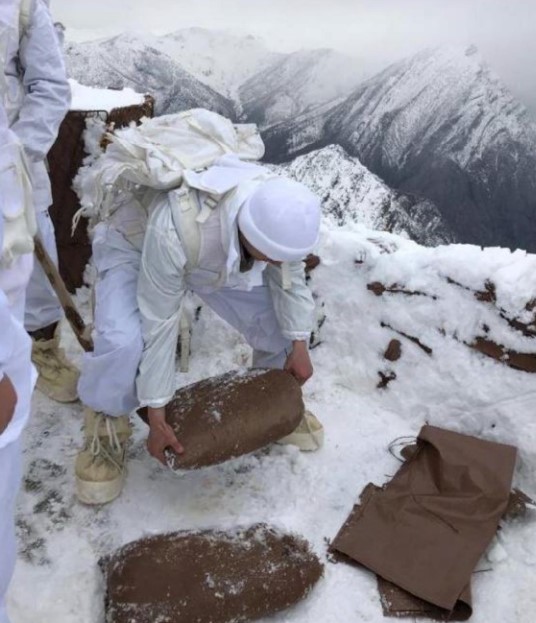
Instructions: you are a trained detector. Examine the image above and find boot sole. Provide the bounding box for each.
[76,473,125,505]
[277,428,324,452]
[36,377,79,403]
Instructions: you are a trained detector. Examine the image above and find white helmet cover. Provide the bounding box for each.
[238,177,321,262]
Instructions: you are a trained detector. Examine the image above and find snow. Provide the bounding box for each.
[7,220,536,623]
[69,79,146,112]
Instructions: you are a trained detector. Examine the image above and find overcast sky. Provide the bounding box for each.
[52,0,536,115]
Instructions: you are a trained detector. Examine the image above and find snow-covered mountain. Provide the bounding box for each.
[239,49,366,129]
[154,28,281,101]
[63,32,536,252]
[65,33,236,118]
[274,145,453,246]
[263,46,536,252]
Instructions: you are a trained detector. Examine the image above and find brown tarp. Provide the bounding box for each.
[138,368,304,470]
[100,524,323,623]
[47,96,154,292]
[331,425,517,618]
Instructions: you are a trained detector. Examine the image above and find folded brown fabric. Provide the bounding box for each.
[100,524,323,623]
[378,576,472,621]
[331,425,517,615]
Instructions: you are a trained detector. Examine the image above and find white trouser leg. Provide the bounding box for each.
[24,209,63,332]
[195,285,291,369]
[78,226,143,417]
[0,439,22,623]
[0,254,33,325]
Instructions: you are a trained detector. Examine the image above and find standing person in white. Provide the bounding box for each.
[3,0,76,403]
[0,99,36,623]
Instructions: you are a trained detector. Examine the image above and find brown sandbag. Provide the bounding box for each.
[138,369,304,470]
[100,524,323,623]
[331,425,517,616]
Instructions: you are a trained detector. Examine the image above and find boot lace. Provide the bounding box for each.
[90,414,125,472]
[35,340,76,374]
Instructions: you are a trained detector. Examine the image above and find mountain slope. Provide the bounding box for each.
[154,28,281,101]
[65,33,236,118]
[275,145,453,246]
[240,49,366,129]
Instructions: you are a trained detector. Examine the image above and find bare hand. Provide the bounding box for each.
[147,407,184,465]
[284,341,314,385]
[0,375,17,435]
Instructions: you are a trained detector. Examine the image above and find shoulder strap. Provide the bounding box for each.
[19,0,33,38]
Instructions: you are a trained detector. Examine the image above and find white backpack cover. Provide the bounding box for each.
[73,108,266,226]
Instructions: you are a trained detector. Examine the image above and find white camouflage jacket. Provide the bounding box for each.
[132,158,316,409]
[1,0,70,212]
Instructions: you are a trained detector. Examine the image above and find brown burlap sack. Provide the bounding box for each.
[47,111,102,292]
[138,369,304,470]
[331,425,517,615]
[100,524,323,623]
[47,96,154,292]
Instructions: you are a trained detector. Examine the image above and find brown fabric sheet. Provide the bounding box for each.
[138,369,304,470]
[331,425,517,615]
[100,524,323,623]
[378,576,472,621]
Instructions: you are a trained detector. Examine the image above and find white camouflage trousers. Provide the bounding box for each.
[0,257,35,623]
[78,224,291,417]
[24,209,63,333]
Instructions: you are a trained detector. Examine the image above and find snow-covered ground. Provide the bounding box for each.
[7,223,536,622]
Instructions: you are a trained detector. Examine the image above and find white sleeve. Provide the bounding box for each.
[11,0,71,161]
[265,261,315,342]
[136,199,187,409]
[0,289,15,384]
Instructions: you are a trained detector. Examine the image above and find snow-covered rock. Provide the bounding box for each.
[274,144,453,246]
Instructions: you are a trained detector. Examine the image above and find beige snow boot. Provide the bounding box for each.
[31,329,80,403]
[75,408,132,505]
[277,410,324,451]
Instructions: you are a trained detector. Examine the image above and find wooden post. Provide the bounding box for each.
[33,236,93,352]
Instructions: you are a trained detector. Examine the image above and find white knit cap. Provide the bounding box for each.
[238,177,321,262]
